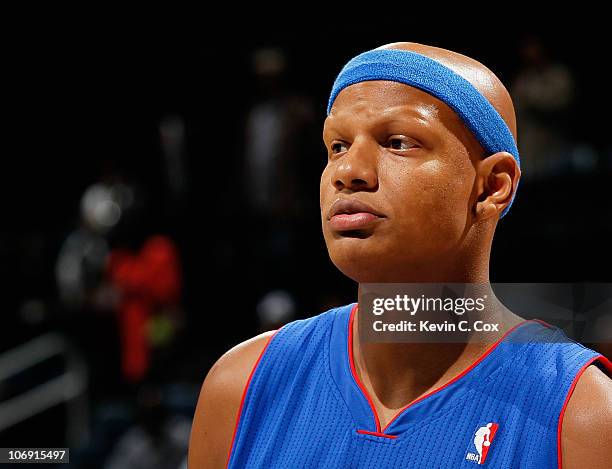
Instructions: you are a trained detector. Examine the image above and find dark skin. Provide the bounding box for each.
[188,42,612,468]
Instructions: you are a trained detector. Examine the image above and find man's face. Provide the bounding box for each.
[320,80,484,282]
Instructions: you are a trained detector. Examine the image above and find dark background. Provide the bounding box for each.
[1,24,610,468]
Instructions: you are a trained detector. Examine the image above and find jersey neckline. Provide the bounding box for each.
[328,302,553,438]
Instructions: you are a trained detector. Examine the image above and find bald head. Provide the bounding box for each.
[377,42,517,143]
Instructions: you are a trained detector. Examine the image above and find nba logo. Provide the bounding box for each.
[465,422,499,465]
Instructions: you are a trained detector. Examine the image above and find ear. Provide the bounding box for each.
[473,152,521,221]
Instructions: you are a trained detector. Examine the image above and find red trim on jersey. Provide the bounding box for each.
[530,318,555,329]
[225,328,283,468]
[356,429,398,439]
[557,354,612,469]
[347,304,384,432]
[348,303,542,436]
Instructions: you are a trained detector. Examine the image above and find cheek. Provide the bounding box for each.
[319,164,334,213]
[319,166,327,200]
[383,157,474,249]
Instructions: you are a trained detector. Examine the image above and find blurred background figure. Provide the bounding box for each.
[511,35,586,179]
[55,170,185,389]
[242,47,318,303]
[55,178,128,311]
[55,173,136,399]
[243,47,315,217]
[105,234,182,384]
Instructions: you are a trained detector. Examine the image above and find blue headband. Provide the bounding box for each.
[327,48,519,218]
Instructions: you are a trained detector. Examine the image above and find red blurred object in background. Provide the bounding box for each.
[105,235,181,383]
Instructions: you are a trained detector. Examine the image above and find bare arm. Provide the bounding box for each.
[561,363,612,469]
[188,330,277,469]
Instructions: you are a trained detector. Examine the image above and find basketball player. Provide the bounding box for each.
[188,42,612,468]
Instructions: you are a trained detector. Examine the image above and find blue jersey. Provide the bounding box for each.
[226,303,611,468]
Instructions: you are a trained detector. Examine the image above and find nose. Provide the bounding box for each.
[331,137,378,192]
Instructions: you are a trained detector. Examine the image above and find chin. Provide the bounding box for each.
[326,234,444,283]
[327,239,397,283]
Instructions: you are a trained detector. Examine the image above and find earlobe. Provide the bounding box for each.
[473,152,520,221]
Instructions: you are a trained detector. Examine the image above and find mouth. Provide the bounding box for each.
[327,198,386,232]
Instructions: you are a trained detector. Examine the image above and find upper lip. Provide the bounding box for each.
[328,198,386,220]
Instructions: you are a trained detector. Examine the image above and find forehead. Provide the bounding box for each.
[324,81,473,143]
[325,81,456,129]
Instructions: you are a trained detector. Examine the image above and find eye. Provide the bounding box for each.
[387,137,417,151]
[331,141,349,154]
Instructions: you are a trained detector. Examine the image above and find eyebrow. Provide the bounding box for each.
[324,104,439,138]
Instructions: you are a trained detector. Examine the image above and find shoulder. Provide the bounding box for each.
[188,329,278,469]
[187,305,346,468]
[561,361,612,469]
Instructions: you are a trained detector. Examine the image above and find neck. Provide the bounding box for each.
[352,278,522,415]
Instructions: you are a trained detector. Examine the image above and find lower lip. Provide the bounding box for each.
[329,212,382,231]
